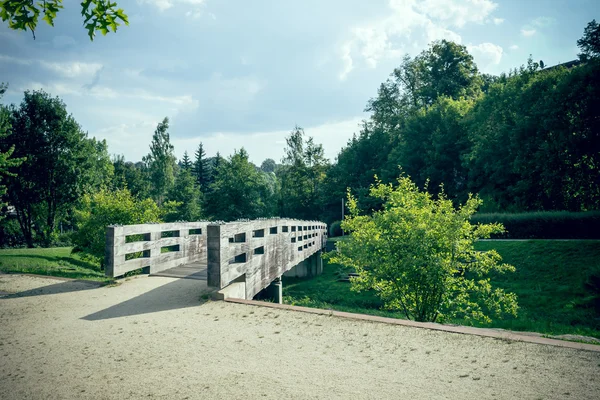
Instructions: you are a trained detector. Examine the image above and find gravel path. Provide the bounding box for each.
[1,274,599,399]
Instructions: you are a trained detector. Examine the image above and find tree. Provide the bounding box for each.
[3,89,112,247]
[329,176,518,323]
[279,126,329,220]
[72,188,160,265]
[0,83,25,220]
[577,19,600,61]
[143,117,176,206]
[111,155,150,199]
[180,151,192,171]
[206,148,271,221]
[192,142,210,189]
[0,0,128,40]
[260,158,277,173]
[165,168,202,222]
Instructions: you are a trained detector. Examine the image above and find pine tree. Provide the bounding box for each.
[143,117,176,206]
[192,143,209,188]
[181,150,192,170]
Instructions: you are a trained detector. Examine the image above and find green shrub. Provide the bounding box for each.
[471,211,600,239]
[72,188,161,265]
[329,221,342,237]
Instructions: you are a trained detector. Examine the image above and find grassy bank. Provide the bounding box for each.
[283,240,600,339]
[0,247,111,283]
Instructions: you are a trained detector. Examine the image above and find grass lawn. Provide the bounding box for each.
[0,247,111,283]
[283,239,600,339]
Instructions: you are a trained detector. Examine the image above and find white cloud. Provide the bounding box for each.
[531,16,555,27]
[509,44,519,50]
[521,28,536,37]
[493,18,504,25]
[415,0,498,28]
[0,54,32,65]
[338,0,499,79]
[40,61,103,78]
[467,42,503,72]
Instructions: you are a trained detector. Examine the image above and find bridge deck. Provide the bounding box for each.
[150,262,207,280]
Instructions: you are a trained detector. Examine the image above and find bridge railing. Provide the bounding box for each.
[104,222,209,278]
[207,218,327,299]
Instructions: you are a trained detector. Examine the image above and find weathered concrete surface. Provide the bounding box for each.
[1,274,600,400]
[105,222,209,278]
[208,219,326,299]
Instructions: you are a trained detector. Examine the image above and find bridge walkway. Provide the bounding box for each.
[150,262,207,280]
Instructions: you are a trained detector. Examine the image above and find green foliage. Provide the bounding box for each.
[3,89,113,248]
[72,188,160,264]
[329,220,342,237]
[180,150,192,171]
[206,148,273,221]
[329,176,518,323]
[471,211,600,239]
[260,158,277,173]
[0,83,25,219]
[164,168,202,222]
[279,126,329,220]
[578,19,600,61]
[192,142,210,189]
[0,0,128,40]
[0,246,111,282]
[143,117,176,206]
[111,155,150,199]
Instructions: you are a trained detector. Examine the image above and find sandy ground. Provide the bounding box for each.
[1,274,599,400]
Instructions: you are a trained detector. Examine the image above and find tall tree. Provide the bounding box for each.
[0,83,25,219]
[260,158,277,173]
[143,117,176,206]
[0,0,128,40]
[165,168,202,222]
[577,19,600,61]
[193,142,210,189]
[206,148,271,220]
[4,90,112,247]
[180,150,192,171]
[111,155,150,199]
[279,126,329,220]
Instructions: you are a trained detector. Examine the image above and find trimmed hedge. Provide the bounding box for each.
[471,211,600,239]
[329,221,343,237]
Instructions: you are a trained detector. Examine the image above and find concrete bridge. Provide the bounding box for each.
[104,219,327,302]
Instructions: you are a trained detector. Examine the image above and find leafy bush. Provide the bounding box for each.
[329,221,342,237]
[72,188,161,265]
[329,176,518,323]
[471,211,600,239]
[0,218,25,248]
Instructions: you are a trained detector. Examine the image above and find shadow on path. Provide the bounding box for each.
[81,278,213,321]
[0,280,103,299]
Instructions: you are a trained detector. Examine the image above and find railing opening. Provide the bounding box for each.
[189,228,202,235]
[161,230,180,238]
[229,232,246,243]
[126,249,150,260]
[125,233,150,243]
[161,244,180,253]
[282,226,289,232]
[230,253,247,264]
[254,246,265,255]
[270,227,278,234]
[252,229,265,238]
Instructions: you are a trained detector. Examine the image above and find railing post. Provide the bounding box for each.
[104,226,116,277]
[207,224,222,288]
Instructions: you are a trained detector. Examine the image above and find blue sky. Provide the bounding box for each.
[0,0,597,163]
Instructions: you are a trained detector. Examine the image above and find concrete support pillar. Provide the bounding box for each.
[267,276,283,304]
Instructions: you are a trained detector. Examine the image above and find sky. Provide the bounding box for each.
[0,0,597,164]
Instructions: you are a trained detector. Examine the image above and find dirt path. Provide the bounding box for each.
[1,274,599,399]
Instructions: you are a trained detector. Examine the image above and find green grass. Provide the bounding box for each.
[0,247,112,283]
[283,240,600,339]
